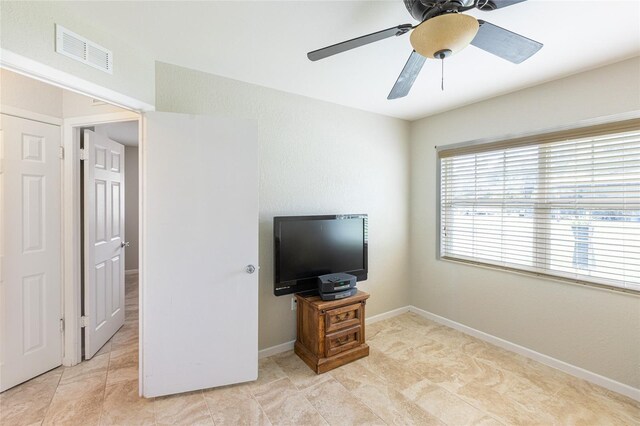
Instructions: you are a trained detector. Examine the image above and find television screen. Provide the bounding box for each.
[274,214,368,296]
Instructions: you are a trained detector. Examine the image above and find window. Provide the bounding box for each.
[438,119,640,292]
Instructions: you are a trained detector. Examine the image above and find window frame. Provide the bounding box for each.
[435,114,640,295]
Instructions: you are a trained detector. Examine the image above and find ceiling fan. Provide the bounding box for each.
[307,0,543,100]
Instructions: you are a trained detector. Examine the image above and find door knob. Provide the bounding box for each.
[245,265,256,274]
[121,241,130,248]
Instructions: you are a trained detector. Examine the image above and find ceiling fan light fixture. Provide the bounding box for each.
[410,13,480,59]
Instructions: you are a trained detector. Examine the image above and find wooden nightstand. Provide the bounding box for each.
[294,290,369,374]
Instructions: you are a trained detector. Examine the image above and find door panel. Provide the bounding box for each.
[111,256,122,317]
[0,114,62,392]
[142,112,258,397]
[83,130,125,359]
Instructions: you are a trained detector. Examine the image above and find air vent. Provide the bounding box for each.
[55,25,113,74]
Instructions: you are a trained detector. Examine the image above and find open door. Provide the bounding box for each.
[0,114,62,391]
[82,130,125,359]
[142,112,258,397]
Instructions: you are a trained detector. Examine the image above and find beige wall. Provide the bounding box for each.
[155,62,411,350]
[62,91,125,117]
[1,69,128,118]
[0,69,63,117]
[0,1,155,106]
[409,57,640,388]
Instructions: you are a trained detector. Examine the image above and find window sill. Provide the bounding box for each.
[437,256,640,297]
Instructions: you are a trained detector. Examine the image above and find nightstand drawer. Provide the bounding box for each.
[325,302,362,333]
[325,325,362,357]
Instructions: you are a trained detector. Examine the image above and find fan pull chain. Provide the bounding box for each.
[435,50,450,91]
[441,56,445,91]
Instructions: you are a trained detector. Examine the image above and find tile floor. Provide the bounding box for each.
[1,274,638,425]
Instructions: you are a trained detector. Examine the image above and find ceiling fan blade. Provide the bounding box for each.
[307,24,413,61]
[477,0,527,10]
[387,50,426,100]
[470,20,542,64]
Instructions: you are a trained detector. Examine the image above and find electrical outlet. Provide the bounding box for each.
[291,297,297,311]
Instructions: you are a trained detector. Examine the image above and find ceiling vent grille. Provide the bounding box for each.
[55,25,113,74]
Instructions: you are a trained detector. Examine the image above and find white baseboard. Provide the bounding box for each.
[258,340,295,359]
[256,304,639,401]
[125,269,139,275]
[366,306,411,324]
[257,306,410,359]
[409,306,640,402]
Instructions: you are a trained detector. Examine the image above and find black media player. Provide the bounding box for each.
[317,273,357,301]
[318,287,358,301]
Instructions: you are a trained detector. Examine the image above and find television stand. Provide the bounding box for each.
[294,290,369,374]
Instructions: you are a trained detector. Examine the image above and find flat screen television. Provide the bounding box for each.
[273,214,368,296]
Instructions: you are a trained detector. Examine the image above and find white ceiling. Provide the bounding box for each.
[94,121,139,146]
[68,1,640,121]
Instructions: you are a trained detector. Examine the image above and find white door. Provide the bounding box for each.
[0,114,62,391]
[82,130,125,359]
[142,112,258,397]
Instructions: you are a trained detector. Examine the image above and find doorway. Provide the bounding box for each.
[2,58,260,399]
[0,68,141,391]
[80,121,139,361]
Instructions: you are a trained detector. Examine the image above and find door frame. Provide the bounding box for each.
[62,113,140,367]
[1,49,153,394]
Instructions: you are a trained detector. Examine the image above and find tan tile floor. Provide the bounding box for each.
[1,274,638,425]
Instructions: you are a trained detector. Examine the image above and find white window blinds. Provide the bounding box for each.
[439,120,640,292]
